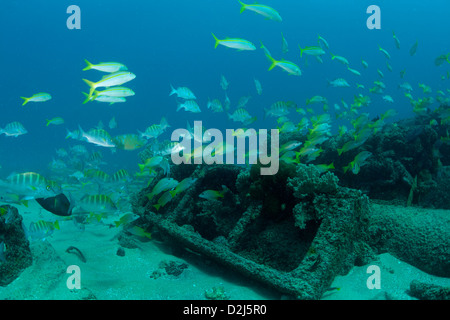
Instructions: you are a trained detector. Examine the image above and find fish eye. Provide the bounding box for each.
[46,185,51,191]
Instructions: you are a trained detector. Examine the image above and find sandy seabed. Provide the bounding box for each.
[0,201,449,300]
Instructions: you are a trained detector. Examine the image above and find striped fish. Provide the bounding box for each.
[78,194,117,214]
[84,169,110,183]
[28,220,60,240]
[79,126,116,148]
[1,172,61,199]
[111,169,130,183]
[169,85,196,100]
[0,121,28,137]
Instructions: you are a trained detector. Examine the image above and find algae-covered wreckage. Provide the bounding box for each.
[132,112,450,299]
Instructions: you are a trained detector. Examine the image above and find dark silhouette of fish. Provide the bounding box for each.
[35,193,72,216]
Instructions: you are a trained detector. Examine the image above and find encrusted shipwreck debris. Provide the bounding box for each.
[133,162,374,299]
[0,205,32,286]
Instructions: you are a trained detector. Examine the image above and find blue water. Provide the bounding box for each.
[0,0,449,174]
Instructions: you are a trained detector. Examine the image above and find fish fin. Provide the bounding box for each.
[238,0,246,13]
[82,59,93,71]
[298,45,303,58]
[54,220,60,230]
[81,92,91,104]
[211,33,220,49]
[169,190,177,197]
[266,54,277,71]
[114,221,121,228]
[82,79,96,99]
[169,84,177,96]
[20,97,30,106]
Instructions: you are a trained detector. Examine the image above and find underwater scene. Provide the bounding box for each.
[0,0,449,302]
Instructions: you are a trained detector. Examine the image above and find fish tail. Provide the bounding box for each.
[298,44,303,58]
[153,204,161,211]
[82,59,93,71]
[169,84,177,96]
[238,0,246,13]
[46,119,51,127]
[82,79,96,99]
[114,221,121,228]
[329,162,335,170]
[266,54,277,71]
[20,97,30,106]
[337,148,344,156]
[211,33,220,49]
[169,190,177,197]
[138,163,145,172]
[81,92,91,104]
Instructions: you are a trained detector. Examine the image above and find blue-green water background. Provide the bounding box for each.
[0,0,449,175]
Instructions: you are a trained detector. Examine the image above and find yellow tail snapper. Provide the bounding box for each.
[343,151,372,174]
[378,45,391,59]
[83,71,136,100]
[146,178,179,200]
[199,186,227,201]
[238,1,282,22]
[83,86,135,104]
[46,117,64,126]
[169,177,198,197]
[212,33,256,51]
[82,59,127,73]
[315,163,335,174]
[20,92,51,106]
[317,35,329,50]
[265,54,301,76]
[298,45,325,58]
[331,54,349,66]
[126,226,151,240]
[281,32,288,54]
[114,213,139,228]
[153,191,174,211]
[392,31,400,49]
